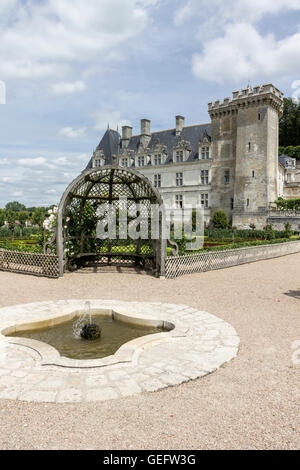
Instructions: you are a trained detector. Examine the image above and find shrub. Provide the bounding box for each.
[203,238,294,252]
[275,198,300,210]
[284,222,293,238]
[212,210,228,229]
[263,225,276,240]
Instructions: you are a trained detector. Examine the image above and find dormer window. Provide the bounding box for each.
[138,156,145,167]
[201,146,210,160]
[121,158,128,167]
[173,137,191,163]
[93,157,105,168]
[92,148,105,168]
[176,150,184,163]
[154,154,162,165]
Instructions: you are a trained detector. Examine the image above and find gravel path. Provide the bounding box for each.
[0,254,299,450]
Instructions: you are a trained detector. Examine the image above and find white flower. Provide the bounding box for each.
[48,209,53,215]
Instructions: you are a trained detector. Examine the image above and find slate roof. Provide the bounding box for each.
[86,124,211,169]
[278,154,296,169]
[86,128,120,169]
[86,126,289,170]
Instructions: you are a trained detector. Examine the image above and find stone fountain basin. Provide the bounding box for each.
[0,303,176,369]
[0,300,240,403]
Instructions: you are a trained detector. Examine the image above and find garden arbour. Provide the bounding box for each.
[44,166,168,277]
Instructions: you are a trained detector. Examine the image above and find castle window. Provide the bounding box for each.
[201,170,209,185]
[138,156,145,167]
[176,172,183,186]
[154,174,161,188]
[121,158,128,167]
[175,194,183,209]
[225,170,230,184]
[252,170,255,178]
[94,159,102,168]
[201,194,209,209]
[231,198,234,210]
[201,147,210,160]
[176,150,184,162]
[248,142,251,152]
[258,113,261,121]
[247,199,250,207]
[154,154,162,165]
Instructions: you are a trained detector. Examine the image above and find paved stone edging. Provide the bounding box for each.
[0,300,240,403]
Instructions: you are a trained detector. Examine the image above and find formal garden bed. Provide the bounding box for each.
[0,227,299,256]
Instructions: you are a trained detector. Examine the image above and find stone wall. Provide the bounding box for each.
[267,216,300,231]
[232,212,267,229]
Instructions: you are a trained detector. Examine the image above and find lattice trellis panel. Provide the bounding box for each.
[54,166,165,276]
[165,241,300,279]
[0,249,59,278]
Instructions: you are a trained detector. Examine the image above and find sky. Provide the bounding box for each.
[0,0,300,207]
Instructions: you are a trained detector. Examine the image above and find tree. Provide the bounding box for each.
[278,145,300,159]
[212,210,228,229]
[0,209,6,227]
[31,207,47,226]
[17,210,29,228]
[5,201,26,212]
[279,98,300,147]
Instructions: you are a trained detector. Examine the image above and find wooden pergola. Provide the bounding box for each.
[47,166,167,277]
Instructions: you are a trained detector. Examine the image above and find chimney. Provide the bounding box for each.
[121,125,132,148]
[140,119,151,148]
[176,115,185,135]
[141,119,151,136]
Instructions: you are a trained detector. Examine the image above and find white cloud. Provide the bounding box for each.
[174,0,300,83]
[0,158,9,165]
[0,0,157,80]
[92,110,131,131]
[18,157,47,167]
[58,127,87,138]
[51,80,87,95]
[53,157,68,165]
[192,23,300,84]
[0,150,92,207]
[46,189,57,195]
[175,0,300,26]
[1,177,15,183]
[174,2,193,26]
[13,191,22,197]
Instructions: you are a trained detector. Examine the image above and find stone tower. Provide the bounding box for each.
[208,84,284,228]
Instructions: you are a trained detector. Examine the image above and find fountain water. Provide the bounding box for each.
[72,301,101,340]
